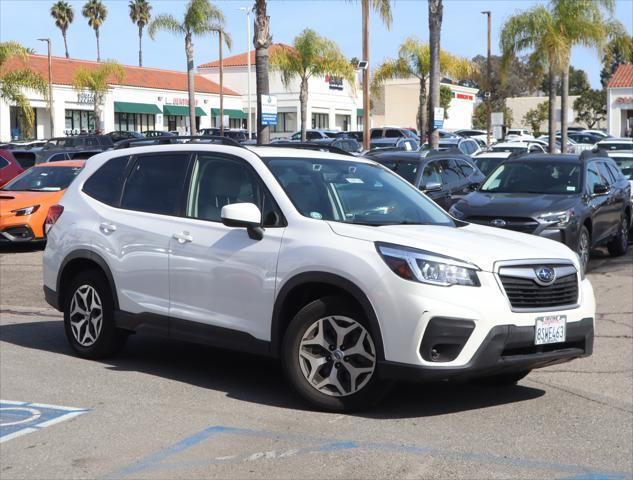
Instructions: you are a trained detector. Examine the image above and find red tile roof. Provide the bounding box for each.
[608,64,633,88]
[199,44,293,68]
[1,54,240,96]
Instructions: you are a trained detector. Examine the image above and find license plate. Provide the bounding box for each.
[534,315,567,345]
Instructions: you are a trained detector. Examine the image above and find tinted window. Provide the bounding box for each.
[99,136,114,147]
[393,161,419,183]
[12,152,36,169]
[597,162,615,185]
[83,156,130,206]
[370,129,383,139]
[482,161,582,194]
[421,161,443,186]
[49,153,68,162]
[472,156,503,176]
[458,159,475,176]
[0,156,9,168]
[2,165,83,191]
[306,132,322,140]
[613,159,633,180]
[385,129,402,138]
[586,164,605,193]
[121,154,189,215]
[439,159,462,185]
[599,142,633,151]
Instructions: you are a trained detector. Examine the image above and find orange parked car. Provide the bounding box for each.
[0,160,85,243]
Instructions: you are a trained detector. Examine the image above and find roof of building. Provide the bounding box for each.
[2,54,240,96]
[608,64,633,88]
[199,44,293,68]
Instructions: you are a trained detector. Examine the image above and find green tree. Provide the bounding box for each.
[149,0,227,135]
[129,0,152,67]
[428,0,443,148]
[371,38,475,139]
[0,41,48,137]
[82,0,107,62]
[574,89,607,129]
[540,66,591,95]
[439,85,451,119]
[50,0,74,59]
[600,35,633,87]
[473,102,513,132]
[501,0,628,152]
[271,29,355,142]
[73,61,125,132]
[522,101,549,136]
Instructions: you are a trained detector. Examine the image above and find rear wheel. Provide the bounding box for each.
[607,214,629,257]
[576,225,591,274]
[64,269,127,359]
[281,296,391,412]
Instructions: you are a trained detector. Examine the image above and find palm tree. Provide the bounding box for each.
[271,29,356,142]
[50,0,74,59]
[501,0,628,152]
[254,0,272,145]
[371,38,475,140]
[428,0,443,148]
[0,41,48,137]
[73,61,125,132]
[149,0,226,135]
[129,0,152,67]
[82,0,107,62]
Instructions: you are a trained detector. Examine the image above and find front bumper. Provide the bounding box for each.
[0,225,41,243]
[378,317,593,381]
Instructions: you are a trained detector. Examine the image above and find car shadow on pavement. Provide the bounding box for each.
[1,319,545,418]
[0,243,45,254]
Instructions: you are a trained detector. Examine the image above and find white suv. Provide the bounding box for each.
[42,143,596,411]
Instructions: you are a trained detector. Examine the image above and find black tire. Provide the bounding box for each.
[281,295,392,412]
[63,269,127,359]
[576,225,591,274]
[478,369,531,386]
[607,214,629,257]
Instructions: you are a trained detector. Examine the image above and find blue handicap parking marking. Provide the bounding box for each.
[0,400,89,443]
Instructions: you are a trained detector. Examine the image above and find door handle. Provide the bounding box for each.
[173,232,193,244]
[99,222,117,233]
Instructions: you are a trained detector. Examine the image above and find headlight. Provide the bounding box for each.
[11,205,40,216]
[537,209,574,227]
[448,205,464,219]
[377,243,480,287]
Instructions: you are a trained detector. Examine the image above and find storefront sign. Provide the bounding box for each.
[455,93,474,101]
[615,97,633,105]
[77,92,95,104]
[261,95,278,126]
[325,75,344,91]
[166,98,198,106]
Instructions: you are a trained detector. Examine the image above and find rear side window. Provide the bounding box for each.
[0,155,9,168]
[12,152,36,169]
[370,129,383,139]
[99,136,114,147]
[458,159,475,176]
[83,156,130,206]
[121,154,190,215]
[385,129,401,138]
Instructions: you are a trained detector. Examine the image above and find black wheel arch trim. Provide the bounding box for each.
[270,271,384,360]
[56,249,119,311]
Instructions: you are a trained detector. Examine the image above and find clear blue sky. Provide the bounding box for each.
[1,0,632,88]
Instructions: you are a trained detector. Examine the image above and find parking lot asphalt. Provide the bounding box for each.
[0,246,631,479]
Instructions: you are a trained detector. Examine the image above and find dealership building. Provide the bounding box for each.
[198,44,364,138]
[607,64,633,137]
[0,54,244,141]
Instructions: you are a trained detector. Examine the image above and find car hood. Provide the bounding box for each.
[454,192,578,218]
[0,190,64,215]
[327,221,578,272]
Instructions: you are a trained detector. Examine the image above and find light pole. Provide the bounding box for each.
[38,38,54,138]
[239,6,253,139]
[481,11,492,147]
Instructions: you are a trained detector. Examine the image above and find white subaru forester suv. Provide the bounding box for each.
[43,141,596,411]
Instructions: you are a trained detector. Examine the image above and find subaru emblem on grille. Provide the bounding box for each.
[490,218,507,227]
[534,266,556,285]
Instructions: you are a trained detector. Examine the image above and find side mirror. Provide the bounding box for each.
[421,182,442,193]
[468,182,481,191]
[221,203,264,240]
[592,183,610,196]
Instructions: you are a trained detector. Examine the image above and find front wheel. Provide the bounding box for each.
[281,296,391,412]
[576,225,591,274]
[607,214,629,257]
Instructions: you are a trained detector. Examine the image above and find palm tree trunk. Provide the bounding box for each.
[255,0,271,145]
[138,26,143,67]
[560,62,569,153]
[185,33,197,135]
[96,28,101,62]
[417,77,426,138]
[428,0,443,149]
[63,29,69,59]
[299,77,308,142]
[548,62,556,153]
[219,30,224,136]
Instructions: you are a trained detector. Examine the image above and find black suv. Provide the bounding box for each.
[42,135,114,151]
[449,152,631,272]
[366,150,485,210]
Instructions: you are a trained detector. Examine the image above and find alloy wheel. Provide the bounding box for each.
[620,217,629,250]
[298,316,376,397]
[69,285,103,347]
[578,230,590,274]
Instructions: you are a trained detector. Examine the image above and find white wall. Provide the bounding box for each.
[607,86,633,136]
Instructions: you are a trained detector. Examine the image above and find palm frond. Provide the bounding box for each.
[186,0,225,36]
[148,14,183,39]
[371,58,411,98]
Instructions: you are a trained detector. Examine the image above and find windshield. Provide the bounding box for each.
[614,159,633,180]
[601,143,633,151]
[481,161,581,194]
[1,165,82,192]
[490,145,526,153]
[264,157,454,226]
[472,156,504,176]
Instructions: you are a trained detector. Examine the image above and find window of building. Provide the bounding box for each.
[272,112,297,133]
[64,109,95,134]
[311,113,329,129]
[114,113,155,132]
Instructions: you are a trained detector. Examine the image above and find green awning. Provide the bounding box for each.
[114,101,162,114]
[163,105,206,116]
[357,108,364,116]
[211,108,247,119]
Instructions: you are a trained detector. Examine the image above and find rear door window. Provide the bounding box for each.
[597,161,615,185]
[421,161,443,186]
[83,156,130,206]
[121,154,190,215]
[439,159,463,186]
[586,163,606,193]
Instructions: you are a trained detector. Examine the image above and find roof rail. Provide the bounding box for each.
[256,142,354,156]
[508,151,528,159]
[424,147,463,157]
[113,135,244,150]
[580,148,608,160]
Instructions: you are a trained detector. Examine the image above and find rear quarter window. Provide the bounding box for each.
[0,155,9,168]
[83,156,130,206]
